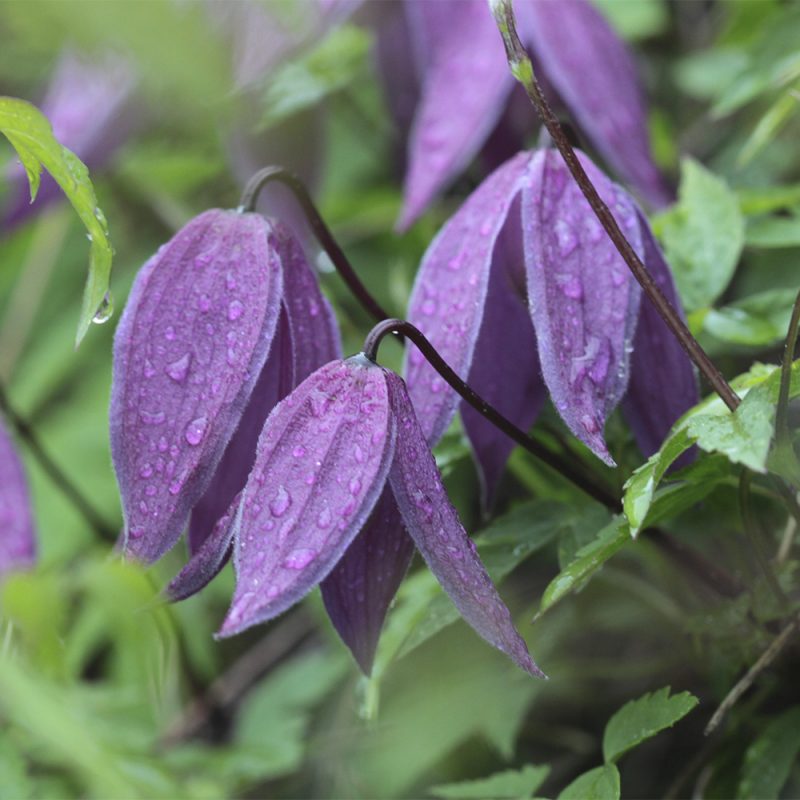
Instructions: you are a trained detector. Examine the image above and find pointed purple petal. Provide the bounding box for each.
[218,357,396,637]
[523,150,643,465]
[397,1,515,229]
[167,492,241,602]
[386,372,543,677]
[321,487,414,674]
[520,0,672,208]
[110,209,283,564]
[187,223,341,560]
[623,212,699,457]
[405,151,531,445]
[0,415,36,578]
[461,218,546,510]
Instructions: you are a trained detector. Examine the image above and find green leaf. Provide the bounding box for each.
[745,214,800,249]
[539,517,629,614]
[557,765,620,800]
[738,89,800,166]
[703,289,798,346]
[737,706,800,800]
[0,96,113,344]
[660,159,745,310]
[591,0,668,41]
[738,183,800,215]
[687,382,775,472]
[261,25,371,129]
[602,687,698,764]
[429,765,550,799]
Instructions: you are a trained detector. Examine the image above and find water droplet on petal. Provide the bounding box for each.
[292,445,306,458]
[354,444,365,464]
[560,276,583,300]
[164,325,176,341]
[197,293,211,312]
[129,527,144,539]
[140,409,166,426]
[139,463,153,478]
[316,507,332,529]
[166,353,192,383]
[421,298,437,316]
[581,414,599,434]
[269,486,291,517]
[555,220,578,256]
[283,548,316,570]
[185,416,208,446]
[227,300,244,321]
[349,477,362,496]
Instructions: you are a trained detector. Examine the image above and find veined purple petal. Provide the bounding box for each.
[462,218,545,511]
[167,492,241,602]
[321,487,414,674]
[186,222,341,565]
[110,209,283,564]
[0,415,36,578]
[397,0,515,229]
[622,212,698,457]
[520,0,672,208]
[386,372,542,676]
[2,51,137,230]
[523,150,643,465]
[405,151,531,445]
[218,357,396,637]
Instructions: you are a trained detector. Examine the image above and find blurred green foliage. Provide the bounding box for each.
[1,1,800,798]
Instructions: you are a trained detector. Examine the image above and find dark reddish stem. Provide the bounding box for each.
[489,0,741,413]
[364,318,617,508]
[240,166,393,325]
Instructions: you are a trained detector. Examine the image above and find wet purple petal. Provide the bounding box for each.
[321,487,414,674]
[519,0,672,208]
[523,150,643,465]
[462,220,545,510]
[0,415,36,578]
[218,357,396,637]
[187,223,341,561]
[397,1,514,229]
[167,492,241,602]
[2,51,137,230]
[622,211,698,457]
[405,151,531,445]
[110,209,283,564]
[386,371,543,676]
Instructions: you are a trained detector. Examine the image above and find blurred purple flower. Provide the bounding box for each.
[387,0,672,230]
[406,148,697,507]
[2,51,137,231]
[0,414,36,578]
[216,356,543,677]
[110,209,340,594]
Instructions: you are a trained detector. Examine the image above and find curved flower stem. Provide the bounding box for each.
[239,166,393,325]
[489,0,741,413]
[0,382,117,542]
[364,318,617,508]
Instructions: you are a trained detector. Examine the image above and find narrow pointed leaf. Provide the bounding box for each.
[398,1,514,229]
[386,371,542,677]
[461,223,545,510]
[623,213,698,458]
[523,150,643,464]
[521,0,671,208]
[406,151,530,444]
[321,487,414,674]
[218,357,396,637]
[110,209,283,564]
[0,415,36,578]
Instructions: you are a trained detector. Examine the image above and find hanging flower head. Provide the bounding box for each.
[0,414,36,579]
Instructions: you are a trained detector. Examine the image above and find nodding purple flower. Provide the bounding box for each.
[110,209,340,593]
[406,148,698,508]
[386,0,671,230]
[0,415,36,578]
[216,356,543,678]
[2,51,137,231]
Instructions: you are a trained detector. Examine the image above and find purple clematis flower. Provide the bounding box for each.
[0,414,36,578]
[110,208,340,594]
[2,51,137,231]
[391,0,672,229]
[216,355,543,678]
[406,147,697,504]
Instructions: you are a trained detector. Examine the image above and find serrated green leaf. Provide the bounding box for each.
[261,25,371,129]
[687,382,775,472]
[737,706,800,800]
[429,765,550,799]
[602,687,698,764]
[0,96,113,344]
[660,159,744,311]
[557,765,620,800]
[539,517,629,614]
